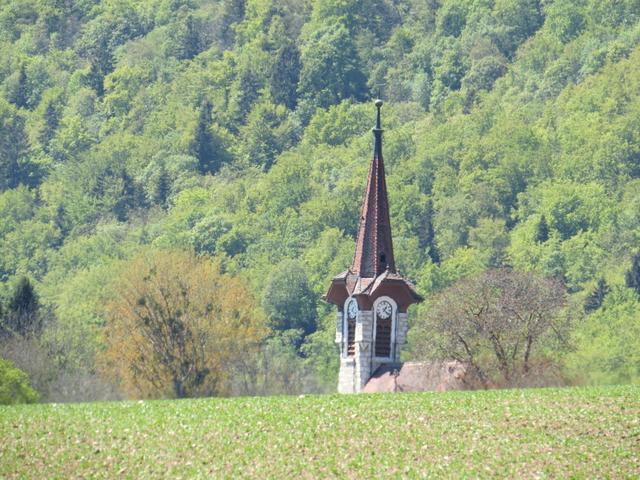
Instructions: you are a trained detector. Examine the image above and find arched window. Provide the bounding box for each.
[373,297,396,359]
[344,298,358,357]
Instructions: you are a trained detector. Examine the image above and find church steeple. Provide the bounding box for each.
[324,99,422,394]
[351,99,396,278]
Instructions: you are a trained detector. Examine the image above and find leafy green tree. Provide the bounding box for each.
[492,0,543,58]
[170,13,203,60]
[75,3,145,95]
[298,22,367,112]
[262,259,318,338]
[568,287,640,385]
[240,100,290,170]
[0,359,39,405]
[436,2,467,38]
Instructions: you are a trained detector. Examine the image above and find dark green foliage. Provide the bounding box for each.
[193,102,221,174]
[270,43,301,109]
[536,215,550,243]
[12,65,28,109]
[154,165,171,209]
[262,260,318,338]
[2,276,41,336]
[425,200,440,264]
[584,277,609,313]
[170,13,203,60]
[625,253,640,295]
[298,22,367,112]
[8,277,39,316]
[0,97,44,190]
[39,99,60,149]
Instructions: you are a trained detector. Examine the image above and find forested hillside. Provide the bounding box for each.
[1,0,639,401]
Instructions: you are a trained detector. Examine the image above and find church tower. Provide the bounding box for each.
[325,99,423,393]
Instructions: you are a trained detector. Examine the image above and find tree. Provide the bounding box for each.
[1,276,41,336]
[584,277,609,313]
[536,214,549,243]
[39,98,60,150]
[298,22,367,112]
[261,259,318,339]
[0,359,39,405]
[0,97,37,190]
[12,64,28,108]
[625,253,640,296]
[100,250,266,399]
[270,43,301,109]
[425,200,440,264]
[154,164,171,208]
[192,102,230,174]
[411,269,569,387]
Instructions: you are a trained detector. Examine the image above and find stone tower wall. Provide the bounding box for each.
[337,309,412,393]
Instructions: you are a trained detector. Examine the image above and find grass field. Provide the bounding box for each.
[1,385,639,479]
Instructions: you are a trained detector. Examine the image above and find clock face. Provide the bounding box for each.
[347,299,358,319]
[376,300,393,319]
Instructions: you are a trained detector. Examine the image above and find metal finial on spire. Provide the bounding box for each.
[374,98,383,130]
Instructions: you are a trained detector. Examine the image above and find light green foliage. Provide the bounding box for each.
[0,386,638,476]
[567,288,640,384]
[0,358,38,405]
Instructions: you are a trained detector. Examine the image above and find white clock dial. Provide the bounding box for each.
[347,300,358,319]
[376,300,392,319]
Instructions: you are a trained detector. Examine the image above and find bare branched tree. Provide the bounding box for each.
[411,269,570,388]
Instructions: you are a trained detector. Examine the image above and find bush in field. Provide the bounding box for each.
[0,358,39,405]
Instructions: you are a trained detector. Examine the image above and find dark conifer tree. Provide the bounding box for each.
[625,253,640,295]
[270,43,301,110]
[3,277,41,336]
[155,164,171,208]
[13,65,28,108]
[425,200,440,264]
[194,101,218,174]
[87,61,104,96]
[175,14,201,60]
[536,214,549,243]
[113,169,143,221]
[584,277,609,313]
[39,99,59,149]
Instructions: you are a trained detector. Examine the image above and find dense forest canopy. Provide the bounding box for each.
[1,0,640,399]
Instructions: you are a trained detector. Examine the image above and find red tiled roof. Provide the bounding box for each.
[350,105,395,278]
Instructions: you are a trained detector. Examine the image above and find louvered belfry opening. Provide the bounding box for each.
[347,318,356,356]
[375,314,392,357]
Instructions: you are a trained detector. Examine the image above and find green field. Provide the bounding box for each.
[1,386,639,479]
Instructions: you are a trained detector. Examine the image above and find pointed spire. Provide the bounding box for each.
[350,99,396,278]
